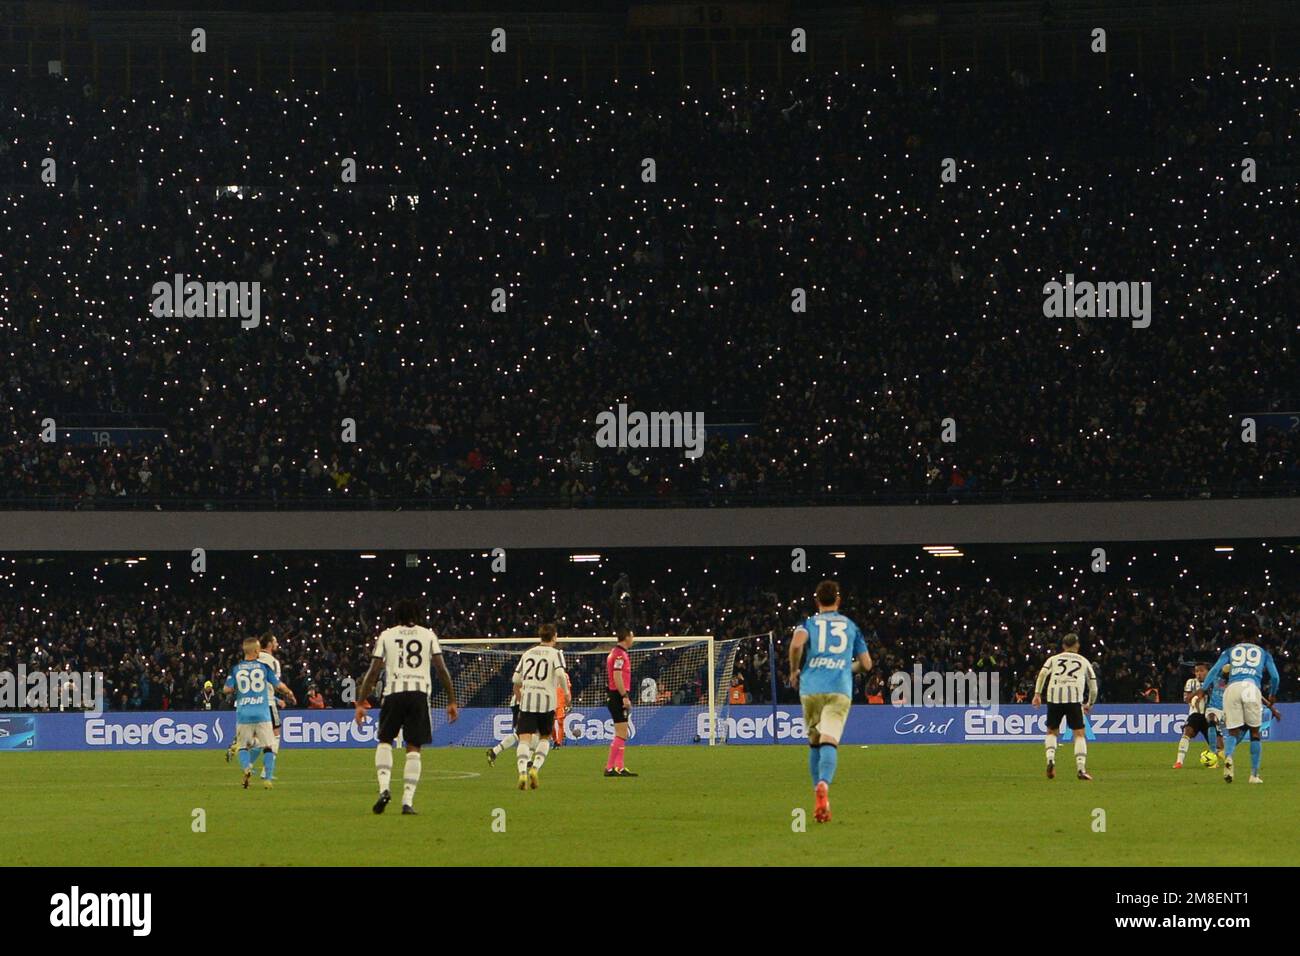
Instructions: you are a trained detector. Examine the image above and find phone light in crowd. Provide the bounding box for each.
[569,553,602,563]
[1214,546,1234,553]
[923,546,964,558]
[360,553,377,560]
[830,551,846,559]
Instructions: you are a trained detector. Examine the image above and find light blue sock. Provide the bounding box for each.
[818,745,839,785]
[808,746,821,788]
[1224,731,1240,759]
[263,751,277,780]
[1249,739,1262,775]
[1206,724,1218,751]
[238,748,252,771]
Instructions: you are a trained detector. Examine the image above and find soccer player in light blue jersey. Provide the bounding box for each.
[224,636,297,789]
[788,579,871,823]
[1195,640,1281,784]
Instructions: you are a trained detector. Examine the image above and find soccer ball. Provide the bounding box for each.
[1199,750,1217,768]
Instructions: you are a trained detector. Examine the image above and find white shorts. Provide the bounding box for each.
[1222,682,1262,730]
[801,693,851,742]
[236,721,276,750]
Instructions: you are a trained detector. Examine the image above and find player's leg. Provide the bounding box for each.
[1043,705,1062,778]
[1063,705,1090,779]
[1174,719,1196,768]
[253,723,276,788]
[489,706,521,766]
[399,698,432,812]
[401,744,422,812]
[528,716,554,789]
[236,723,256,790]
[1221,684,1247,782]
[372,697,401,812]
[261,702,281,779]
[1241,685,1264,783]
[516,729,536,789]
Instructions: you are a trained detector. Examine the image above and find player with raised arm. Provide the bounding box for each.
[788,579,871,824]
[1194,639,1282,784]
[354,599,459,815]
[1032,633,1098,781]
[510,624,571,790]
[604,629,637,777]
[223,636,297,789]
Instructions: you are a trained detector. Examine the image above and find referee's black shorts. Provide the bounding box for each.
[377,690,433,747]
[607,690,629,723]
[1045,701,1085,732]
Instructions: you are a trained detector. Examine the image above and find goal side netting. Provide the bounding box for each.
[431,636,742,746]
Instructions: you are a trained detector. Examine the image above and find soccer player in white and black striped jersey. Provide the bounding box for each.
[510,624,571,791]
[354,600,459,815]
[1032,633,1099,780]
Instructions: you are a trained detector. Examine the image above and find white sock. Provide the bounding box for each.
[402,751,422,807]
[1045,733,1057,764]
[493,733,519,756]
[270,735,281,755]
[1074,736,1087,771]
[1176,737,1190,761]
[375,742,393,793]
[531,738,551,770]
[516,741,533,773]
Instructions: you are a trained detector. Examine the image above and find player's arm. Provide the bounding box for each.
[510,661,523,703]
[432,652,458,721]
[1264,654,1282,719]
[1083,663,1099,714]
[1198,651,1230,697]
[222,673,235,696]
[1031,656,1051,705]
[353,656,385,724]
[850,629,872,674]
[788,626,808,689]
[1183,679,1196,705]
[274,680,297,707]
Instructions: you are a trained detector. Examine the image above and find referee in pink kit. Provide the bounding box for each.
[604,629,638,777]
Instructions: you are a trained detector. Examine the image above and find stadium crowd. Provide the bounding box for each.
[1,545,1294,712]
[2,69,1298,508]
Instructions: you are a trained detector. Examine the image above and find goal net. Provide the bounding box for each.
[432,636,742,746]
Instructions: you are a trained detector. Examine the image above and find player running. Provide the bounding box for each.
[1032,633,1098,781]
[510,624,571,790]
[788,579,871,824]
[1175,662,1226,768]
[224,636,297,789]
[604,629,637,777]
[354,600,459,815]
[1174,662,1213,769]
[1194,640,1281,784]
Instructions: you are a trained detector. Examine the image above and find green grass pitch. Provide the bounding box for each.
[1,742,1296,866]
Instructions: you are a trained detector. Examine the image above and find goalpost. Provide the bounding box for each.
[434,636,742,746]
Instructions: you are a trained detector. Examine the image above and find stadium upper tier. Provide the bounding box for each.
[2,70,1297,509]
